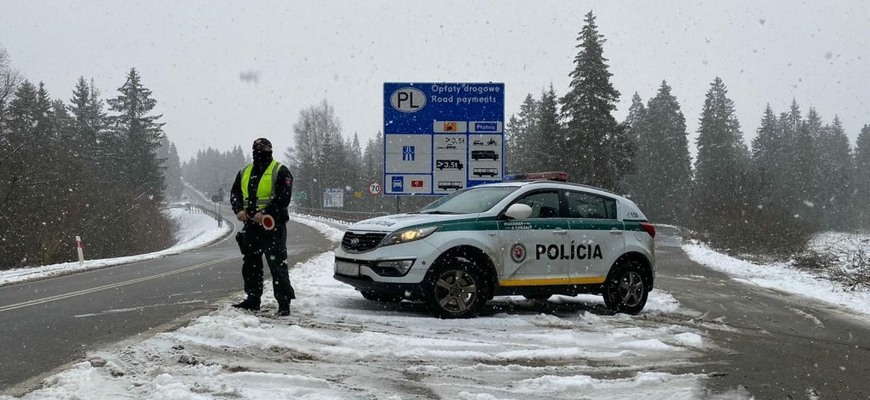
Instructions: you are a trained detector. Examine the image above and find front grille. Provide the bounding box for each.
[341,231,387,253]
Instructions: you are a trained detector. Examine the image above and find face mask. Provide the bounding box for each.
[253,150,272,163]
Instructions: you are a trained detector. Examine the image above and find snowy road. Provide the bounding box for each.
[654,226,870,399]
[2,217,869,399]
[0,217,334,394]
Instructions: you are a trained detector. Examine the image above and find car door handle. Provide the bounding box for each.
[609,230,623,235]
[553,230,568,235]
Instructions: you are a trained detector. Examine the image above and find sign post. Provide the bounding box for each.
[383,82,505,196]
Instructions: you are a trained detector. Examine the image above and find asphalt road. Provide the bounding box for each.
[0,217,335,395]
[653,226,870,399]
[2,219,869,399]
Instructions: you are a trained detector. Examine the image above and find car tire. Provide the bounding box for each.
[602,259,648,315]
[425,258,488,318]
[360,290,404,303]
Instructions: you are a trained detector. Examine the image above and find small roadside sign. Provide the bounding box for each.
[323,188,344,208]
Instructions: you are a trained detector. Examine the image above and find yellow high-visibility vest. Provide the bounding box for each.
[240,160,281,211]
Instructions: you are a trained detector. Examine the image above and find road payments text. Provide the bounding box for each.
[430,83,501,105]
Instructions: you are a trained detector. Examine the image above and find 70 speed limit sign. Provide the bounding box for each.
[368,182,382,195]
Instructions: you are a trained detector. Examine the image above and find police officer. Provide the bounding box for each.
[230,138,295,316]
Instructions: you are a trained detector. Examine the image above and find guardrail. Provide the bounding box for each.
[168,203,226,226]
[294,207,389,222]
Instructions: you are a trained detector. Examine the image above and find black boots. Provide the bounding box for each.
[276,304,290,316]
[232,298,289,316]
[232,298,261,311]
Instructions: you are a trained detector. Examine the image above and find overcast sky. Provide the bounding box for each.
[1,0,868,162]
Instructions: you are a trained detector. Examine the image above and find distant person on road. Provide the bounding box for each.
[230,138,295,316]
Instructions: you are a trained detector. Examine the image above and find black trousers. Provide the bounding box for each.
[239,223,295,306]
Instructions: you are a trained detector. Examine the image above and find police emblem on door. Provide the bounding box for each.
[511,243,526,263]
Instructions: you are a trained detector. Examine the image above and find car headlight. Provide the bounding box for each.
[374,259,415,276]
[380,226,439,247]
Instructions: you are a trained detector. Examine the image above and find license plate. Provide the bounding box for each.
[335,261,360,276]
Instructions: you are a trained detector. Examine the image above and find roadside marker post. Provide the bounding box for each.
[75,236,85,265]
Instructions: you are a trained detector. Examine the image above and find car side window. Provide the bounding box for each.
[515,191,563,218]
[565,191,616,219]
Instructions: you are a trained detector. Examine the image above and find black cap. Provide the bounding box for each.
[253,138,272,152]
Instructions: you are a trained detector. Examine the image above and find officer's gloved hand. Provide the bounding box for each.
[252,212,265,224]
[236,211,248,222]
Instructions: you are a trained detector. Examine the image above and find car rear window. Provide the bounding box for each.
[565,191,617,219]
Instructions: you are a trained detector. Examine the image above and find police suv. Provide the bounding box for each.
[334,178,656,318]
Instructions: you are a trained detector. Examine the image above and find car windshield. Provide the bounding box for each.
[419,186,518,214]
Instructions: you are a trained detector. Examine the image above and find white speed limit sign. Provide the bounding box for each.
[368,182,382,195]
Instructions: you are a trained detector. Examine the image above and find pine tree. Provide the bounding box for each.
[746,102,819,254]
[40,98,80,262]
[107,68,166,200]
[630,82,692,224]
[624,92,647,144]
[560,11,631,190]
[362,134,383,183]
[351,132,364,177]
[68,77,106,160]
[778,101,808,210]
[101,68,171,256]
[158,136,184,200]
[815,115,851,230]
[853,125,870,228]
[537,84,563,171]
[795,107,823,225]
[7,80,37,137]
[1,81,39,266]
[692,77,750,248]
[504,114,522,174]
[33,83,54,138]
[750,104,781,203]
[619,93,647,196]
[504,94,539,174]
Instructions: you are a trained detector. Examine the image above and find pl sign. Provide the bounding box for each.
[383,82,505,195]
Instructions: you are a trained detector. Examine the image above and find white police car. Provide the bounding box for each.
[334,177,656,318]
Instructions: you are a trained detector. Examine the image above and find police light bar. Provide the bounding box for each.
[503,171,569,182]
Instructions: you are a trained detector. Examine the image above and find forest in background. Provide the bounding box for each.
[3,11,870,268]
[1,48,184,267]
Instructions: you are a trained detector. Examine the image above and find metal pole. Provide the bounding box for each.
[396,196,400,214]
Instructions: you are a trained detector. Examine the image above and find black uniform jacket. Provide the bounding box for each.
[230,158,294,224]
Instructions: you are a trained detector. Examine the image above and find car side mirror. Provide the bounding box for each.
[504,203,533,220]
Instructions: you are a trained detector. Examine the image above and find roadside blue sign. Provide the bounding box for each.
[383,82,505,195]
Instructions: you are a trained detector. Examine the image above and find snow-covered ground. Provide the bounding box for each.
[2,213,868,399]
[683,234,870,317]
